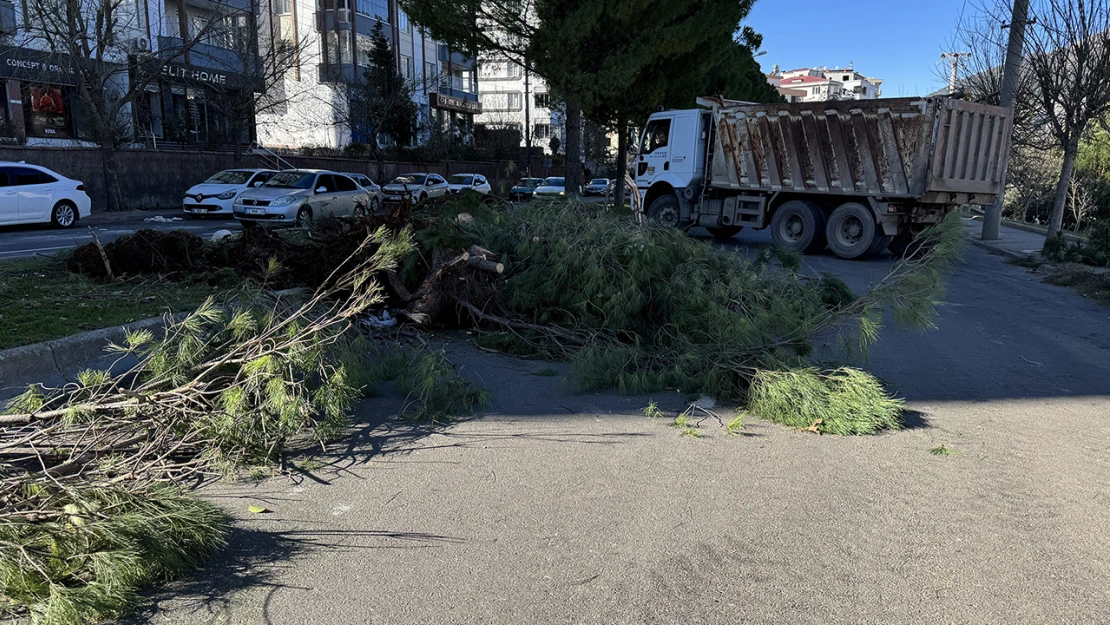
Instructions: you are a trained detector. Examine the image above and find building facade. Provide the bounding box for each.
[473,58,563,156]
[255,0,479,149]
[0,0,261,146]
[767,65,883,102]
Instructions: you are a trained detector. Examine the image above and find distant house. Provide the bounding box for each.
[766,64,883,101]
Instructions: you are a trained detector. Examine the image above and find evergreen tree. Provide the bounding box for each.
[351,20,419,150]
[532,0,780,207]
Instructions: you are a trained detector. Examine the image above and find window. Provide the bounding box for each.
[316,174,338,192]
[249,172,274,186]
[534,92,550,109]
[335,175,358,192]
[355,0,387,20]
[428,175,445,185]
[273,0,291,14]
[401,55,414,79]
[9,167,54,185]
[425,62,437,83]
[397,8,409,32]
[480,91,522,112]
[842,75,850,81]
[22,85,71,139]
[533,123,551,139]
[640,118,671,154]
[478,59,522,80]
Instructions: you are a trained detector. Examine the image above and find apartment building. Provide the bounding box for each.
[255,0,479,149]
[474,58,562,155]
[0,0,260,146]
[767,64,883,102]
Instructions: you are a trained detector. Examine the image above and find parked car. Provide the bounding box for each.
[533,177,569,198]
[183,169,275,216]
[342,172,382,213]
[584,178,614,196]
[446,173,492,195]
[0,162,90,229]
[381,173,449,204]
[233,170,370,228]
[510,177,545,201]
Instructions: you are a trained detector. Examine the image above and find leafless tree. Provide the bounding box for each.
[17,0,256,209]
[961,0,1110,240]
[1067,174,1097,230]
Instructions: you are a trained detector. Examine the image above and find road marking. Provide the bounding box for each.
[0,245,77,257]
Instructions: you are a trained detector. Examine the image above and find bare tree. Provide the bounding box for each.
[962,0,1110,240]
[1067,175,1096,230]
[18,0,257,209]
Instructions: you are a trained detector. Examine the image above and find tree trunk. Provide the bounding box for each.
[1045,134,1080,241]
[100,145,126,212]
[614,116,628,209]
[564,104,582,197]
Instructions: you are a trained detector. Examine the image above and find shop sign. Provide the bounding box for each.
[160,63,230,86]
[431,92,482,114]
[0,46,78,85]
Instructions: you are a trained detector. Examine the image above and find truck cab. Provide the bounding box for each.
[635,109,710,228]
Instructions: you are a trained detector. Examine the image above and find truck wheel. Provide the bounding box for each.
[770,200,826,253]
[826,202,878,259]
[647,194,688,229]
[864,233,893,258]
[706,225,742,239]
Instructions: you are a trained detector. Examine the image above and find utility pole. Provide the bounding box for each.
[982,0,1030,241]
[940,51,970,93]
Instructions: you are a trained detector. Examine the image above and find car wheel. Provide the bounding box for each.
[706,225,743,240]
[371,197,380,213]
[51,201,78,228]
[352,202,368,218]
[770,200,826,253]
[826,202,878,260]
[418,192,427,203]
[646,194,689,229]
[295,207,312,228]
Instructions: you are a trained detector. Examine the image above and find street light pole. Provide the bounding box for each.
[982,0,1030,241]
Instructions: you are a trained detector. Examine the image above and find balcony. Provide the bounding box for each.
[438,75,477,102]
[437,44,473,70]
[316,9,354,32]
[317,62,359,85]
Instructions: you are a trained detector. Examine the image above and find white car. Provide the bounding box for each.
[233,170,371,228]
[382,173,450,204]
[183,169,276,216]
[0,162,91,228]
[342,172,382,213]
[533,177,568,198]
[446,173,492,195]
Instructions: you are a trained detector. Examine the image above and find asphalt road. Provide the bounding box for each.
[125,225,1110,624]
[0,213,240,261]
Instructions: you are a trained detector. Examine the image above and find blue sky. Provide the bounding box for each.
[746,0,969,97]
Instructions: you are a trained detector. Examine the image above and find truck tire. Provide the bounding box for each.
[826,202,878,259]
[647,194,688,229]
[706,225,743,240]
[864,233,893,258]
[770,200,826,253]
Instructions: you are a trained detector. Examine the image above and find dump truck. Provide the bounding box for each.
[634,96,1012,258]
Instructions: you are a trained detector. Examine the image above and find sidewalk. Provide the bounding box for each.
[963,216,1046,260]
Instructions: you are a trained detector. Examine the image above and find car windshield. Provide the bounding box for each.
[449,175,474,185]
[205,170,253,185]
[590,179,608,185]
[263,171,315,189]
[392,175,427,185]
[543,178,565,187]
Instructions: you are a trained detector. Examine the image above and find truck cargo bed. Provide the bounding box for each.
[701,96,1011,203]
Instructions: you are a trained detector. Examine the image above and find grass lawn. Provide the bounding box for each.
[0,257,219,350]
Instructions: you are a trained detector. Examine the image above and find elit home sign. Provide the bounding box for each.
[160,63,229,86]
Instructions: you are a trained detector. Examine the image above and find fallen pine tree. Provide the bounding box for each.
[0,227,486,624]
[388,195,963,433]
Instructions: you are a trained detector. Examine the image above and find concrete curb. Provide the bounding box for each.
[967,237,1037,261]
[0,316,166,389]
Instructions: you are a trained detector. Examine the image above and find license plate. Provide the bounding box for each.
[387,195,402,201]
[246,208,266,215]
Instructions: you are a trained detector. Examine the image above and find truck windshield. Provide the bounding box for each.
[641,118,672,154]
